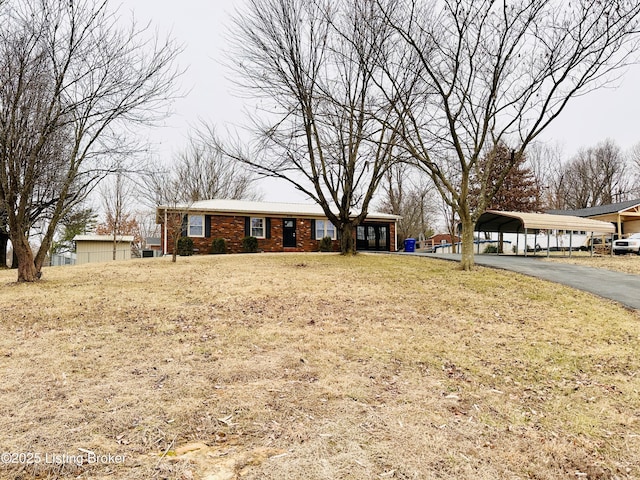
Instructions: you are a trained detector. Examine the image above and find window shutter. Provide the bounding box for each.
[310,219,316,240]
[337,226,342,240]
[181,215,188,237]
[244,217,250,237]
[205,215,211,237]
[266,218,271,239]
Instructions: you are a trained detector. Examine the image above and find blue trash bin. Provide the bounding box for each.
[404,238,416,253]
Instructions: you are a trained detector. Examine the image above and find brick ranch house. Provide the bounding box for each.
[157,199,400,255]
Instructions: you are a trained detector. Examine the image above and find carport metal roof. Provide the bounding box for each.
[475,210,616,234]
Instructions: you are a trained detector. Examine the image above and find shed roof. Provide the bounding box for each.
[73,235,135,242]
[158,199,400,221]
[475,210,616,234]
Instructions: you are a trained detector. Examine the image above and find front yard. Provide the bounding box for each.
[0,253,638,479]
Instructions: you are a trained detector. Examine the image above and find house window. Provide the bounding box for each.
[251,217,265,238]
[189,215,204,237]
[316,219,337,239]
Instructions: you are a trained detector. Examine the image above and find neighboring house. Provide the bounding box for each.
[140,237,163,258]
[144,237,162,252]
[156,199,400,255]
[549,199,640,238]
[73,235,134,264]
[427,233,461,250]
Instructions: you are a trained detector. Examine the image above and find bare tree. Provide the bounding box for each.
[525,141,565,210]
[628,142,640,199]
[0,0,181,281]
[143,167,192,263]
[140,125,261,262]
[378,163,436,246]
[134,210,160,250]
[100,169,135,260]
[558,140,630,209]
[175,124,261,202]
[380,0,640,269]
[226,0,406,254]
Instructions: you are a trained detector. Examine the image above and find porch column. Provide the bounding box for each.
[617,214,622,240]
[163,208,168,256]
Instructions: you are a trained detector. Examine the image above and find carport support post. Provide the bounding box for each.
[569,231,573,258]
[546,230,550,257]
[590,232,594,257]
[524,228,528,257]
[611,233,614,257]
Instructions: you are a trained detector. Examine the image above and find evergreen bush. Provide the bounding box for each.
[177,236,194,256]
[242,236,259,253]
[483,244,499,254]
[211,238,227,254]
[319,236,333,252]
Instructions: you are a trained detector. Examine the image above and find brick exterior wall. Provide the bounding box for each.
[161,214,396,254]
[390,222,396,251]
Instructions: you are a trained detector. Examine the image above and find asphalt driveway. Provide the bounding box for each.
[407,253,640,310]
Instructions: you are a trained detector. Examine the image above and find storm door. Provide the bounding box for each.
[283,218,297,247]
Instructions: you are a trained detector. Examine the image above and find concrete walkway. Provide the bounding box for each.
[406,253,640,310]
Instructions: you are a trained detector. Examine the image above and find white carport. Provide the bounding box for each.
[474,210,616,256]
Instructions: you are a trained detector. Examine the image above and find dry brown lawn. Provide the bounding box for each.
[0,253,639,479]
[544,253,640,275]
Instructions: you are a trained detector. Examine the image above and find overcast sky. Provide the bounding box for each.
[121,0,640,203]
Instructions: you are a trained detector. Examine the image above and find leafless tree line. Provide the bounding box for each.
[526,139,640,211]
[225,0,640,268]
[4,0,640,278]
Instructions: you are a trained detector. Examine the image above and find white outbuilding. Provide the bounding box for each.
[73,235,134,264]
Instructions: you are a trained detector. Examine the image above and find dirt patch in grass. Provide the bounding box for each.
[0,253,639,479]
[544,253,640,275]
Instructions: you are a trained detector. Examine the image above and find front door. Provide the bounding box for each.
[283,218,297,248]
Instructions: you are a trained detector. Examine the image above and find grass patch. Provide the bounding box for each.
[0,253,639,479]
[544,253,640,275]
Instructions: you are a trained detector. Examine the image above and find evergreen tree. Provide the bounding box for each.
[473,143,541,213]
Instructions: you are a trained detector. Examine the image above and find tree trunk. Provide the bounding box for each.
[12,234,39,282]
[459,216,476,271]
[171,234,178,262]
[0,234,7,268]
[339,222,356,255]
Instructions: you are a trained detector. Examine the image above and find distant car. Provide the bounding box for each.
[613,233,640,255]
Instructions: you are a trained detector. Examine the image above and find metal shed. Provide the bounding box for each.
[73,235,134,264]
